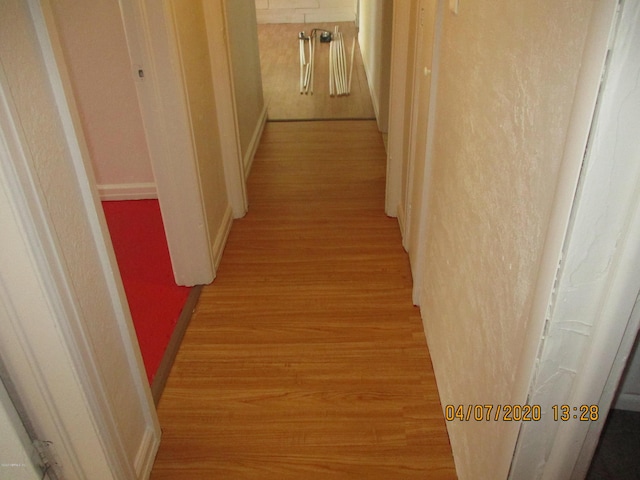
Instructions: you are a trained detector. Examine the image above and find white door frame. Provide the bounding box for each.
[385,0,414,221]
[510,1,640,478]
[0,374,42,479]
[205,0,248,218]
[117,0,247,286]
[408,0,444,305]
[386,0,443,304]
[1,1,160,477]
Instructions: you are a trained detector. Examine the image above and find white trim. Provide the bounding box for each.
[0,112,91,479]
[545,2,640,476]
[0,2,160,477]
[31,3,160,477]
[98,182,157,201]
[385,1,412,217]
[133,425,159,476]
[119,0,215,286]
[244,103,268,180]
[212,205,234,271]
[390,0,442,305]
[206,0,248,219]
[509,1,640,478]
[0,220,91,479]
[412,0,443,306]
[559,181,640,480]
[167,0,216,281]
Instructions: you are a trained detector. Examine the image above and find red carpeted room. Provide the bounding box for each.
[102,199,193,401]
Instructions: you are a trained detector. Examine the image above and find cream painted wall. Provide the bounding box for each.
[225,0,265,168]
[417,1,595,478]
[255,0,356,23]
[170,0,231,265]
[358,0,392,133]
[509,4,640,472]
[50,0,156,200]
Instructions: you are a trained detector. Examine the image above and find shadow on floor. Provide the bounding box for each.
[587,409,640,479]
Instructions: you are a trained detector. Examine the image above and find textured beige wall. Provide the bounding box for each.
[0,0,155,473]
[225,0,265,159]
[171,0,229,253]
[419,1,594,478]
[50,0,155,195]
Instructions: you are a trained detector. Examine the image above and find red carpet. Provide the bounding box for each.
[102,200,191,384]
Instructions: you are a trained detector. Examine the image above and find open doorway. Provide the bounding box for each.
[257,21,374,121]
[252,1,388,123]
[43,0,396,407]
[47,1,198,402]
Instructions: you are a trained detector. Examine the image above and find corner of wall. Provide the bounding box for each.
[244,103,268,180]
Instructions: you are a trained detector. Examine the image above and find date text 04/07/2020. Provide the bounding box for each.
[444,404,600,422]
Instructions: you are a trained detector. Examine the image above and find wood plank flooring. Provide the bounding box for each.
[150,121,456,479]
[258,23,376,121]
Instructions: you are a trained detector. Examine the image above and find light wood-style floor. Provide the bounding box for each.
[150,121,456,479]
[258,23,376,121]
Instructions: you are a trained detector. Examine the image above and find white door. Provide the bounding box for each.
[402,0,439,303]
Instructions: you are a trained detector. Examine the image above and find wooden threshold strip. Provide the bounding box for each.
[151,285,203,406]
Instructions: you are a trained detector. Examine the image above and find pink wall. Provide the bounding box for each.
[50,0,155,200]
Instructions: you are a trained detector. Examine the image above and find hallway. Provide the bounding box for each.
[150,120,456,479]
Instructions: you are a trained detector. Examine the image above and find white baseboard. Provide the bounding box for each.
[98,182,157,201]
[614,393,640,412]
[133,426,160,479]
[212,205,233,271]
[244,104,268,180]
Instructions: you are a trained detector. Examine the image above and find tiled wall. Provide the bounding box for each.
[255,0,356,24]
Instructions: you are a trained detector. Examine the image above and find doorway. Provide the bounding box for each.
[587,331,640,477]
[46,1,200,401]
[253,2,386,123]
[257,21,374,121]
